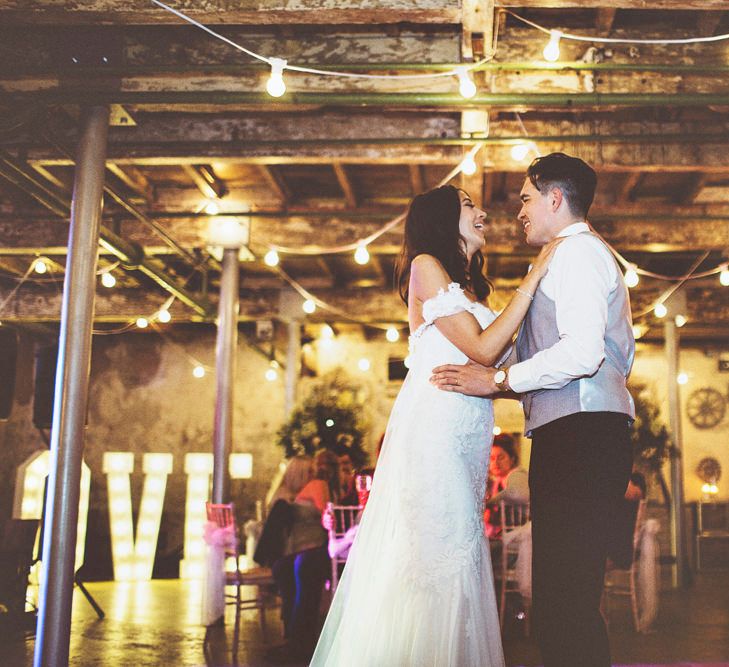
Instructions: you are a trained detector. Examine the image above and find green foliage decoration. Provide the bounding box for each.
[277,370,370,468]
[630,381,678,504]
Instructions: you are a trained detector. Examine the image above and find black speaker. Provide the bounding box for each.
[0,328,18,421]
[33,345,58,429]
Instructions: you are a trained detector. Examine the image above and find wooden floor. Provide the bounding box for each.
[4,571,729,667]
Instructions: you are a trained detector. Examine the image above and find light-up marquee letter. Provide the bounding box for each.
[103,452,173,581]
[180,453,213,580]
[13,450,91,597]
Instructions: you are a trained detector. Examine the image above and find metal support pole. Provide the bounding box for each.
[211,247,239,504]
[34,105,109,667]
[665,319,688,587]
[285,321,301,416]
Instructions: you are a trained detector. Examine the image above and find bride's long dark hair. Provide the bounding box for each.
[395,184,492,304]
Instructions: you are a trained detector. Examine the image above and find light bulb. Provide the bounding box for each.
[456,67,477,99]
[675,314,687,328]
[632,325,644,340]
[493,426,502,436]
[204,199,219,216]
[354,244,370,265]
[403,355,411,369]
[157,309,171,323]
[136,317,148,329]
[386,327,400,343]
[676,372,688,385]
[321,324,334,339]
[265,368,277,382]
[101,272,116,288]
[624,266,639,288]
[358,358,371,372]
[720,266,729,286]
[33,258,48,274]
[325,418,334,427]
[266,58,287,98]
[264,249,279,267]
[193,365,205,378]
[543,30,562,62]
[460,154,477,176]
[654,303,667,318]
[302,299,316,314]
[511,143,531,162]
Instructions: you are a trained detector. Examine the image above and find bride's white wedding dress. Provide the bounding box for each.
[310,283,505,667]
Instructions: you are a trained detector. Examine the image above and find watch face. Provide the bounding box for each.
[494,370,506,384]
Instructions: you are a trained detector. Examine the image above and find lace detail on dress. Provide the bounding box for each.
[411,282,479,340]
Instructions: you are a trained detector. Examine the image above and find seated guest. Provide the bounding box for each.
[265,454,314,512]
[322,466,376,561]
[331,442,359,506]
[484,434,529,539]
[254,455,314,568]
[607,471,647,569]
[268,450,340,663]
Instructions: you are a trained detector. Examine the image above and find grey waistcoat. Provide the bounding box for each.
[515,235,635,436]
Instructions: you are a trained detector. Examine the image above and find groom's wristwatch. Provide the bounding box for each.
[494,368,510,392]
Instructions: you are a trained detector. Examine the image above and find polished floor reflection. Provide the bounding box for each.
[4,572,728,667]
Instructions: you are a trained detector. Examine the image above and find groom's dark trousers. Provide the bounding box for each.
[529,411,632,667]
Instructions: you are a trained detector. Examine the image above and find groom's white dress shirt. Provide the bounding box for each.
[507,222,620,395]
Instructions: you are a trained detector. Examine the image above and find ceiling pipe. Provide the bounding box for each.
[0,150,213,318]
[12,91,729,107]
[14,62,729,75]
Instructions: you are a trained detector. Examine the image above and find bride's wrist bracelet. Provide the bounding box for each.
[515,287,534,301]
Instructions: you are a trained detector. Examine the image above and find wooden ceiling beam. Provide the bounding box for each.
[181,164,227,200]
[3,283,728,331]
[498,1,728,8]
[332,163,358,209]
[30,164,67,192]
[3,209,728,255]
[408,165,425,196]
[0,0,461,26]
[107,162,153,202]
[678,172,708,205]
[696,12,724,37]
[257,165,291,207]
[616,172,642,203]
[595,8,617,34]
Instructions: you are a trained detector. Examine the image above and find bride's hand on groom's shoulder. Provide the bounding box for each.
[430,361,499,397]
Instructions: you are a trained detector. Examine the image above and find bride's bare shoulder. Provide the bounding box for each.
[411,254,448,276]
[409,254,452,304]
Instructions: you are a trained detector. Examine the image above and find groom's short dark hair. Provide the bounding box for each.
[527,152,597,219]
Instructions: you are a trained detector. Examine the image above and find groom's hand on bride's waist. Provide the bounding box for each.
[430,361,499,397]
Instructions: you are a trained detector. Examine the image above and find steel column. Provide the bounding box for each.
[33,105,109,667]
[211,247,239,503]
[665,319,689,587]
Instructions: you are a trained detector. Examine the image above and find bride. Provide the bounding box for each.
[310,184,559,667]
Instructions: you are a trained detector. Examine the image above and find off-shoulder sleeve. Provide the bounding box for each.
[421,282,478,325]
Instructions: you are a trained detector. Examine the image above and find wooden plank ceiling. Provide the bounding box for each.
[1,0,728,343]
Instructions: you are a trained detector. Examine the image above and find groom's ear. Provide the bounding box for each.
[549,186,563,212]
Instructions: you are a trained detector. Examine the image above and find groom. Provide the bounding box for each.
[431,152,635,667]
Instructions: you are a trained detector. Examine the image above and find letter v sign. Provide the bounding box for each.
[102,452,173,581]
